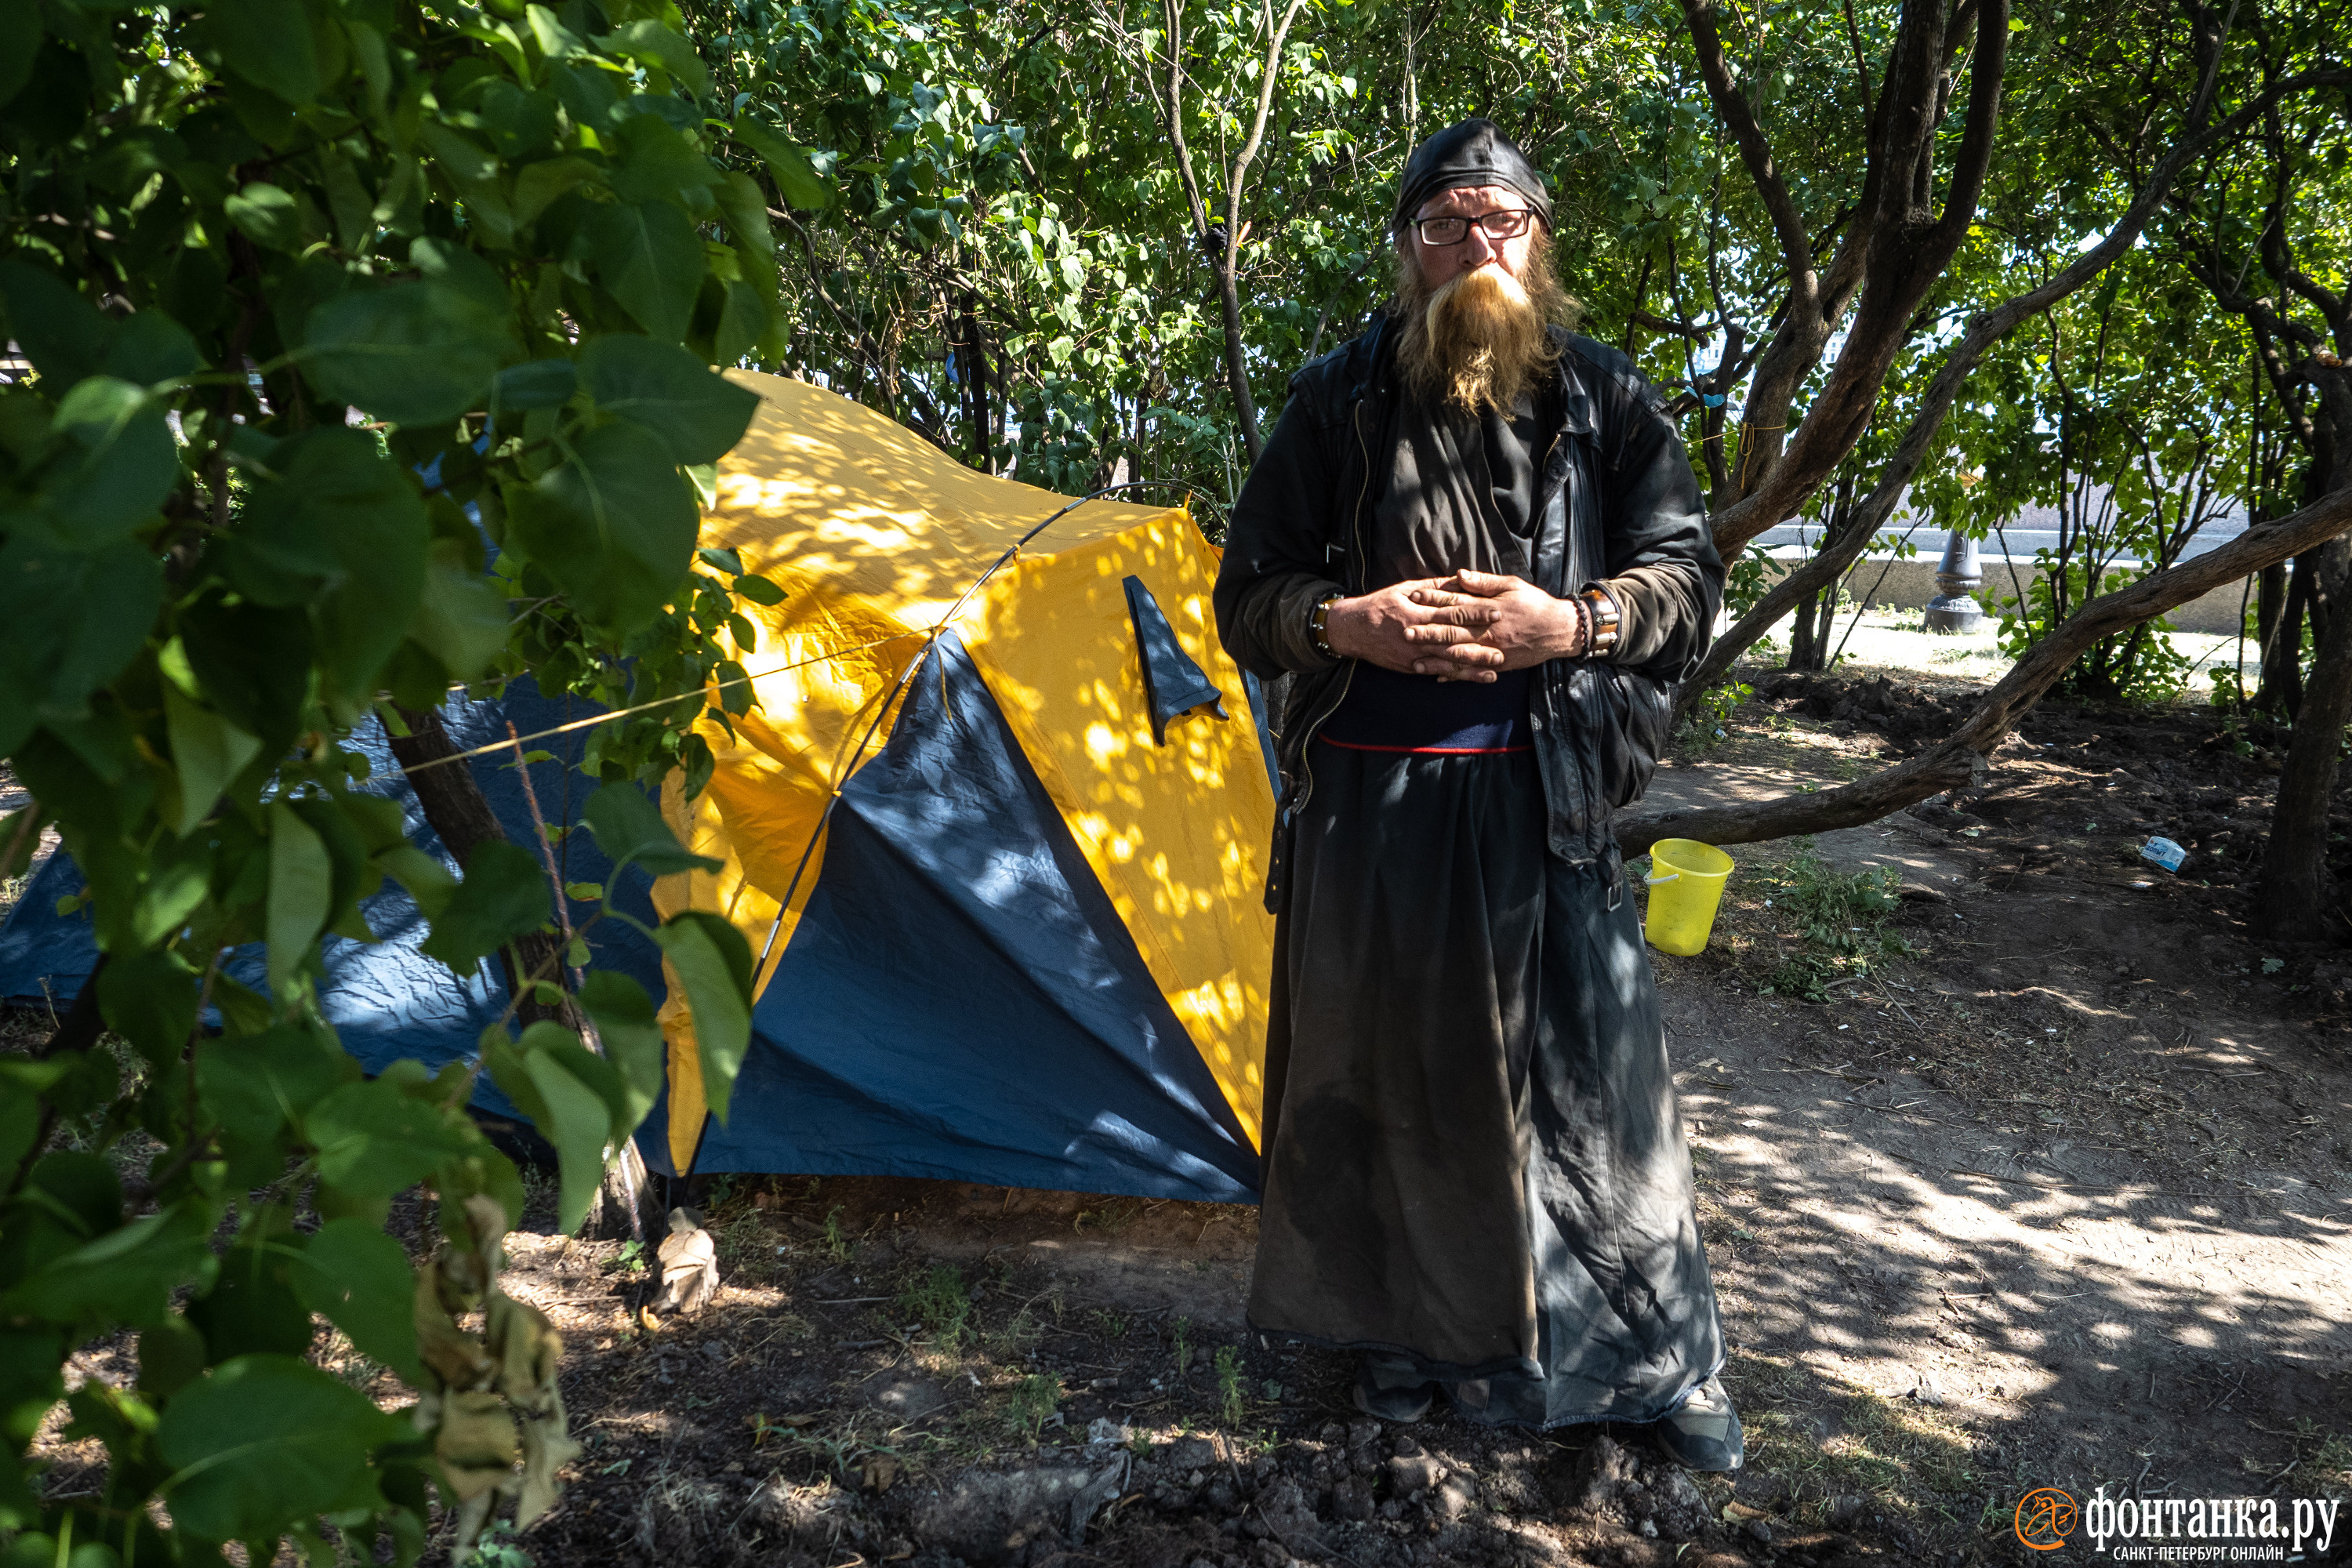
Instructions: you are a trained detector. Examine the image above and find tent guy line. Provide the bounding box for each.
[387,631,925,779]
[390,482,1220,789]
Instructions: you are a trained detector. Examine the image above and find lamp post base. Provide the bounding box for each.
[1923,593,1983,634]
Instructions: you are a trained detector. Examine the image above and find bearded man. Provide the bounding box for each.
[1212,120,1739,1468]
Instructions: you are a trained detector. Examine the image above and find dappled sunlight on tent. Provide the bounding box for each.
[651,374,1276,1196]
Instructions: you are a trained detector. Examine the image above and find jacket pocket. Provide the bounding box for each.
[1572,665,1673,810]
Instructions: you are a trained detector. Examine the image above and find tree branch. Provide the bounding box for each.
[1679,0,1819,298]
[1708,0,2015,553]
[1682,35,2310,695]
[1624,480,2352,854]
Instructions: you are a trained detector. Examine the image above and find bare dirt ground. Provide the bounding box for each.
[12,655,2352,1568]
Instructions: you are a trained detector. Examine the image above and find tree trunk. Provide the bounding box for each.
[2256,558,2307,715]
[1786,588,1838,673]
[1787,589,1822,671]
[387,706,660,1243]
[959,289,992,474]
[1216,257,1263,465]
[2254,539,2352,938]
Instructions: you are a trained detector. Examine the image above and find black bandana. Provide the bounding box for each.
[1395,118,1552,230]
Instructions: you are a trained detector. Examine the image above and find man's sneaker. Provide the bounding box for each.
[1352,1356,1439,1424]
[1653,1375,1744,1471]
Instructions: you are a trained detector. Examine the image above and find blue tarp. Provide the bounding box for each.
[2,654,1264,1201]
[0,680,667,1130]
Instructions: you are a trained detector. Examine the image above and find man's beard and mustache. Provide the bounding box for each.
[1394,241,1579,414]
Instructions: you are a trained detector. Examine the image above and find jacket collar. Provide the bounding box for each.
[1550,327,1596,437]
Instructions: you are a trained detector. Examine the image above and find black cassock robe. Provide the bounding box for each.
[1244,384,1725,1428]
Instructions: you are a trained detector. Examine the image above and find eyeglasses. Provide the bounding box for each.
[1410,209,1541,246]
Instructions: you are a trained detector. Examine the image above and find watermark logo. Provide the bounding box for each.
[2009,1484,2343,1558]
[2017,1488,2079,1552]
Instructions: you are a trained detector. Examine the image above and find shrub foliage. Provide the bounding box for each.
[0,1,779,1559]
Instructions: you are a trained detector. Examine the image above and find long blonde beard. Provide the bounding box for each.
[1395,248,1575,413]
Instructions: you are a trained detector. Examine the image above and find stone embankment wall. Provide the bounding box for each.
[1759,551,2254,636]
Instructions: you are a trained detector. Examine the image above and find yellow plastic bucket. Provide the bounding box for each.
[1642,838,1734,956]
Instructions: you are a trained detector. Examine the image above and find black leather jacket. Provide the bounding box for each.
[1213,318,1723,909]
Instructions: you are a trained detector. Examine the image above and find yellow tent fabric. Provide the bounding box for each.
[652,372,1276,1175]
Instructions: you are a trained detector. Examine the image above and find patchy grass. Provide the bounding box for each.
[898,1262,972,1353]
[1730,1350,1990,1530]
[1006,1371,1059,1439]
[1745,840,1915,1000]
[714,1208,784,1285]
[982,1305,1041,1363]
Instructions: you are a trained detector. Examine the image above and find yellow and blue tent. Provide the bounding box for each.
[644,374,1277,1202]
[0,376,1277,1203]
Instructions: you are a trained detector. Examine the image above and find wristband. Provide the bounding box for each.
[1308,591,1341,660]
[1581,586,1621,656]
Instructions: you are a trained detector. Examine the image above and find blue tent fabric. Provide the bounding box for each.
[0,679,666,1128]
[676,632,1261,1201]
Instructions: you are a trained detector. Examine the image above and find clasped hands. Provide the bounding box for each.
[1319,570,1584,683]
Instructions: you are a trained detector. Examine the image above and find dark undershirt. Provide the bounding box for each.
[1321,388,1549,754]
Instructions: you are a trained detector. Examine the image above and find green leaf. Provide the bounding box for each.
[157,1356,406,1544]
[198,0,322,105]
[581,780,719,877]
[0,1201,214,1334]
[302,281,514,426]
[231,429,430,702]
[511,154,597,227]
[0,260,111,387]
[0,536,162,754]
[0,6,41,111]
[596,20,710,94]
[578,970,664,1130]
[195,1025,354,1151]
[132,849,211,950]
[512,1025,618,1234]
[375,844,457,919]
[267,802,333,997]
[525,5,589,61]
[579,336,760,467]
[44,376,180,539]
[0,802,44,879]
[103,310,203,387]
[583,201,702,343]
[0,1060,73,1178]
[291,1221,424,1385]
[303,1077,473,1197]
[97,948,201,1067]
[656,911,753,1125]
[223,181,303,250]
[187,1229,314,1363]
[696,546,745,575]
[163,686,262,837]
[505,418,696,631]
[412,538,510,681]
[731,120,832,211]
[734,574,786,606]
[608,114,721,206]
[418,840,550,975]
[492,358,577,412]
